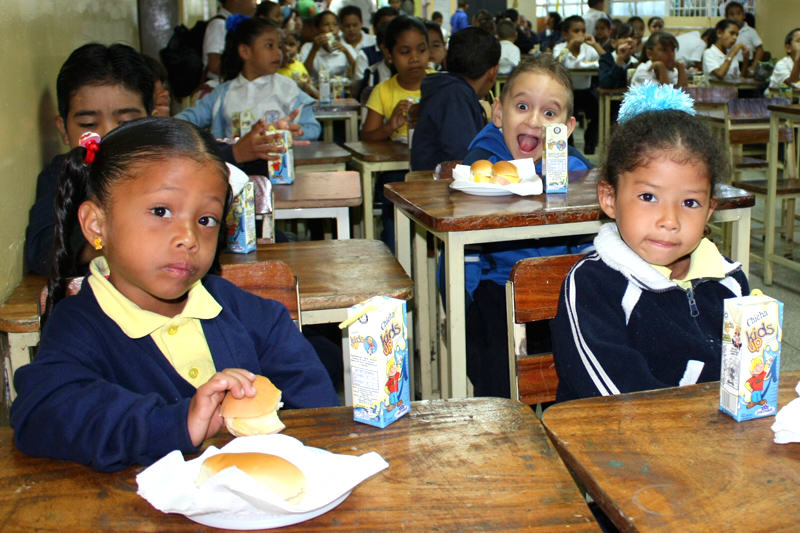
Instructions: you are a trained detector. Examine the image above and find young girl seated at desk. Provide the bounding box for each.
[551,84,750,402]
[360,15,432,251]
[598,21,638,89]
[300,10,367,84]
[703,19,749,83]
[177,15,320,141]
[630,31,688,88]
[10,118,339,472]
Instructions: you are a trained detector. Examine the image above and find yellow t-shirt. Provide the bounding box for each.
[365,73,433,141]
[278,59,311,85]
[650,237,727,290]
[87,257,221,388]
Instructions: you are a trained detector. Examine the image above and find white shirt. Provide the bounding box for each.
[222,74,301,138]
[345,32,376,52]
[202,7,231,82]
[327,0,376,21]
[630,60,678,86]
[498,40,521,75]
[299,41,368,80]
[583,7,610,37]
[770,56,798,89]
[676,31,707,64]
[703,45,740,82]
[553,41,600,90]
[736,23,762,55]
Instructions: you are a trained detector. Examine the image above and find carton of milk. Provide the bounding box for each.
[225,180,256,253]
[346,296,410,428]
[719,294,783,421]
[542,123,569,193]
[266,129,295,185]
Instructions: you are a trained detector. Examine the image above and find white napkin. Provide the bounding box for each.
[771,380,800,444]
[136,434,388,517]
[451,159,543,196]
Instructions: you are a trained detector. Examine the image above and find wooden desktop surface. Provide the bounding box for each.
[311,98,361,113]
[542,370,800,531]
[220,239,412,312]
[343,141,409,162]
[293,141,351,166]
[0,398,595,531]
[273,171,361,209]
[0,274,46,333]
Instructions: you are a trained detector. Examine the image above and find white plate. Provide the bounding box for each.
[186,491,351,530]
[450,160,543,196]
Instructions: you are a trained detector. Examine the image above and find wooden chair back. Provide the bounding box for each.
[220,260,301,327]
[505,254,584,406]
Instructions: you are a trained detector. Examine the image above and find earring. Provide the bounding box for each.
[93,237,103,251]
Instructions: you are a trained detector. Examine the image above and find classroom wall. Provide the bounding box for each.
[757,0,800,59]
[0,2,140,302]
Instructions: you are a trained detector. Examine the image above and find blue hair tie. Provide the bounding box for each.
[617,81,696,123]
[226,13,250,33]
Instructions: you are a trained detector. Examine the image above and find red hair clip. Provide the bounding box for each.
[79,131,102,164]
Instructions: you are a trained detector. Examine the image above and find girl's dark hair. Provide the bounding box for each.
[338,5,362,22]
[221,17,280,81]
[57,43,154,120]
[612,21,633,41]
[647,16,664,28]
[641,30,679,62]
[255,1,281,19]
[548,11,562,26]
[314,10,337,28]
[383,15,428,53]
[561,15,585,34]
[371,6,399,30]
[709,19,740,48]
[628,16,644,26]
[45,117,229,322]
[786,27,800,47]
[601,110,727,193]
[424,20,444,42]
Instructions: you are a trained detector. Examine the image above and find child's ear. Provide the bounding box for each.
[78,200,106,249]
[380,45,391,62]
[565,115,578,137]
[707,196,718,222]
[238,43,252,62]
[55,116,70,147]
[491,98,503,128]
[597,180,617,219]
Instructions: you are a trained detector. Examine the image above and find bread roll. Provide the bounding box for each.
[220,376,286,436]
[492,161,520,185]
[470,159,493,183]
[197,452,306,504]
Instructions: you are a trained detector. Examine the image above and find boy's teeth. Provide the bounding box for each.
[518,135,539,153]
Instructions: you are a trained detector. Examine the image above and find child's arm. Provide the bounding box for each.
[303,36,327,75]
[709,43,746,79]
[289,91,322,140]
[187,368,256,446]
[584,35,606,58]
[598,52,628,89]
[331,41,358,78]
[675,61,689,88]
[751,44,764,69]
[361,99,412,141]
[174,84,223,128]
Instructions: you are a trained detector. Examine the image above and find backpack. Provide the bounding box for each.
[159,15,224,98]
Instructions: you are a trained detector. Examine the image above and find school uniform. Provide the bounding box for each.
[10,260,339,472]
[736,23,762,58]
[583,7,610,36]
[299,41,368,81]
[201,7,231,85]
[630,59,679,86]
[770,56,798,89]
[703,45,740,82]
[598,51,638,89]
[450,8,469,34]
[553,41,600,153]
[552,223,749,402]
[498,40,522,75]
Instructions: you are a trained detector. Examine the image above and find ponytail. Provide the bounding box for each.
[44,148,91,323]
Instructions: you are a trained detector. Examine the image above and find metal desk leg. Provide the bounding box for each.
[764,114,780,285]
[443,233,467,398]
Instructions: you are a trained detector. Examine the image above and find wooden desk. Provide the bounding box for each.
[0,398,595,530]
[708,76,761,93]
[312,98,361,143]
[542,371,800,531]
[273,171,361,239]
[293,141,351,172]
[343,141,410,240]
[764,103,800,284]
[0,275,46,402]
[684,86,737,111]
[220,239,413,404]
[385,173,754,399]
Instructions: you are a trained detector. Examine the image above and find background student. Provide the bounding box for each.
[725,1,763,76]
[497,19,521,75]
[339,5,375,54]
[552,86,749,402]
[424,20,446,70]
[630,31,688,88]
[203,0,258,86]
[12,118,339,472]
[177,16,320,142]
[25,43,152,277]
[703,19,749,82]
[538,12,562,53]
[647,16,664,35]
[583,0,610,37]
[594,17,613,53]
[411,26,500,171]
[598,21,638,89]
[460,56,592,397]
[450,0,469,35]
[628,16,645,55]
[300,10,367,83]
[770,27,800,90]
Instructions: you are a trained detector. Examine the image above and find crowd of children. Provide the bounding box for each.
[13,0,796,474]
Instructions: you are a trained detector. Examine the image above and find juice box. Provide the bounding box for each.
[719,294,783,421]
[267,129,295,185]
[346,296,410,428]
[225,180,256,253]
[542,123,568,193]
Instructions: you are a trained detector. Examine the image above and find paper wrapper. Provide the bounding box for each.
[450,159,543,196]
[771,380,800,444]
[137,434,388,520]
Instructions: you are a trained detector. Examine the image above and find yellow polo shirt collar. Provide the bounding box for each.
[651,238,727,290]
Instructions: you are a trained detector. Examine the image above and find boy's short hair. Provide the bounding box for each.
[503,8,519,22]
[562,15,585,33]
[432,11,443,20]
[371,6,398,29]
[314,10,336,28]
[338,5,362,22]
[611,21,633,40]
[446,26,500,80]
[497,19,516,40]
[595,18,611,31]
[724,1,744,16]
[57,43,154,120]
[548,11,562,26]
[588,0,604,7]
[643,31,679,54]
[457,0,468,7]
[501,55,574,117]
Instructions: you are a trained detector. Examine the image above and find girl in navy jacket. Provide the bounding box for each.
[552,86,749,402]
[11,118,338,472]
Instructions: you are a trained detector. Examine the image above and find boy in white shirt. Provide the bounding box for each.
[630,31,688,88]
[553,15,604,154]
[770,28,800,90]
[725,1,763,75]
[497,19,521,75]
[300,10,368,84]
[583,0,610,37]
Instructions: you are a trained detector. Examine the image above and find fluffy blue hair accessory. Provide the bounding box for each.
[226,13,250,33]
[617,81,696,123]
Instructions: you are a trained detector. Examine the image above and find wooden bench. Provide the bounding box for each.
[1,275,47,403]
